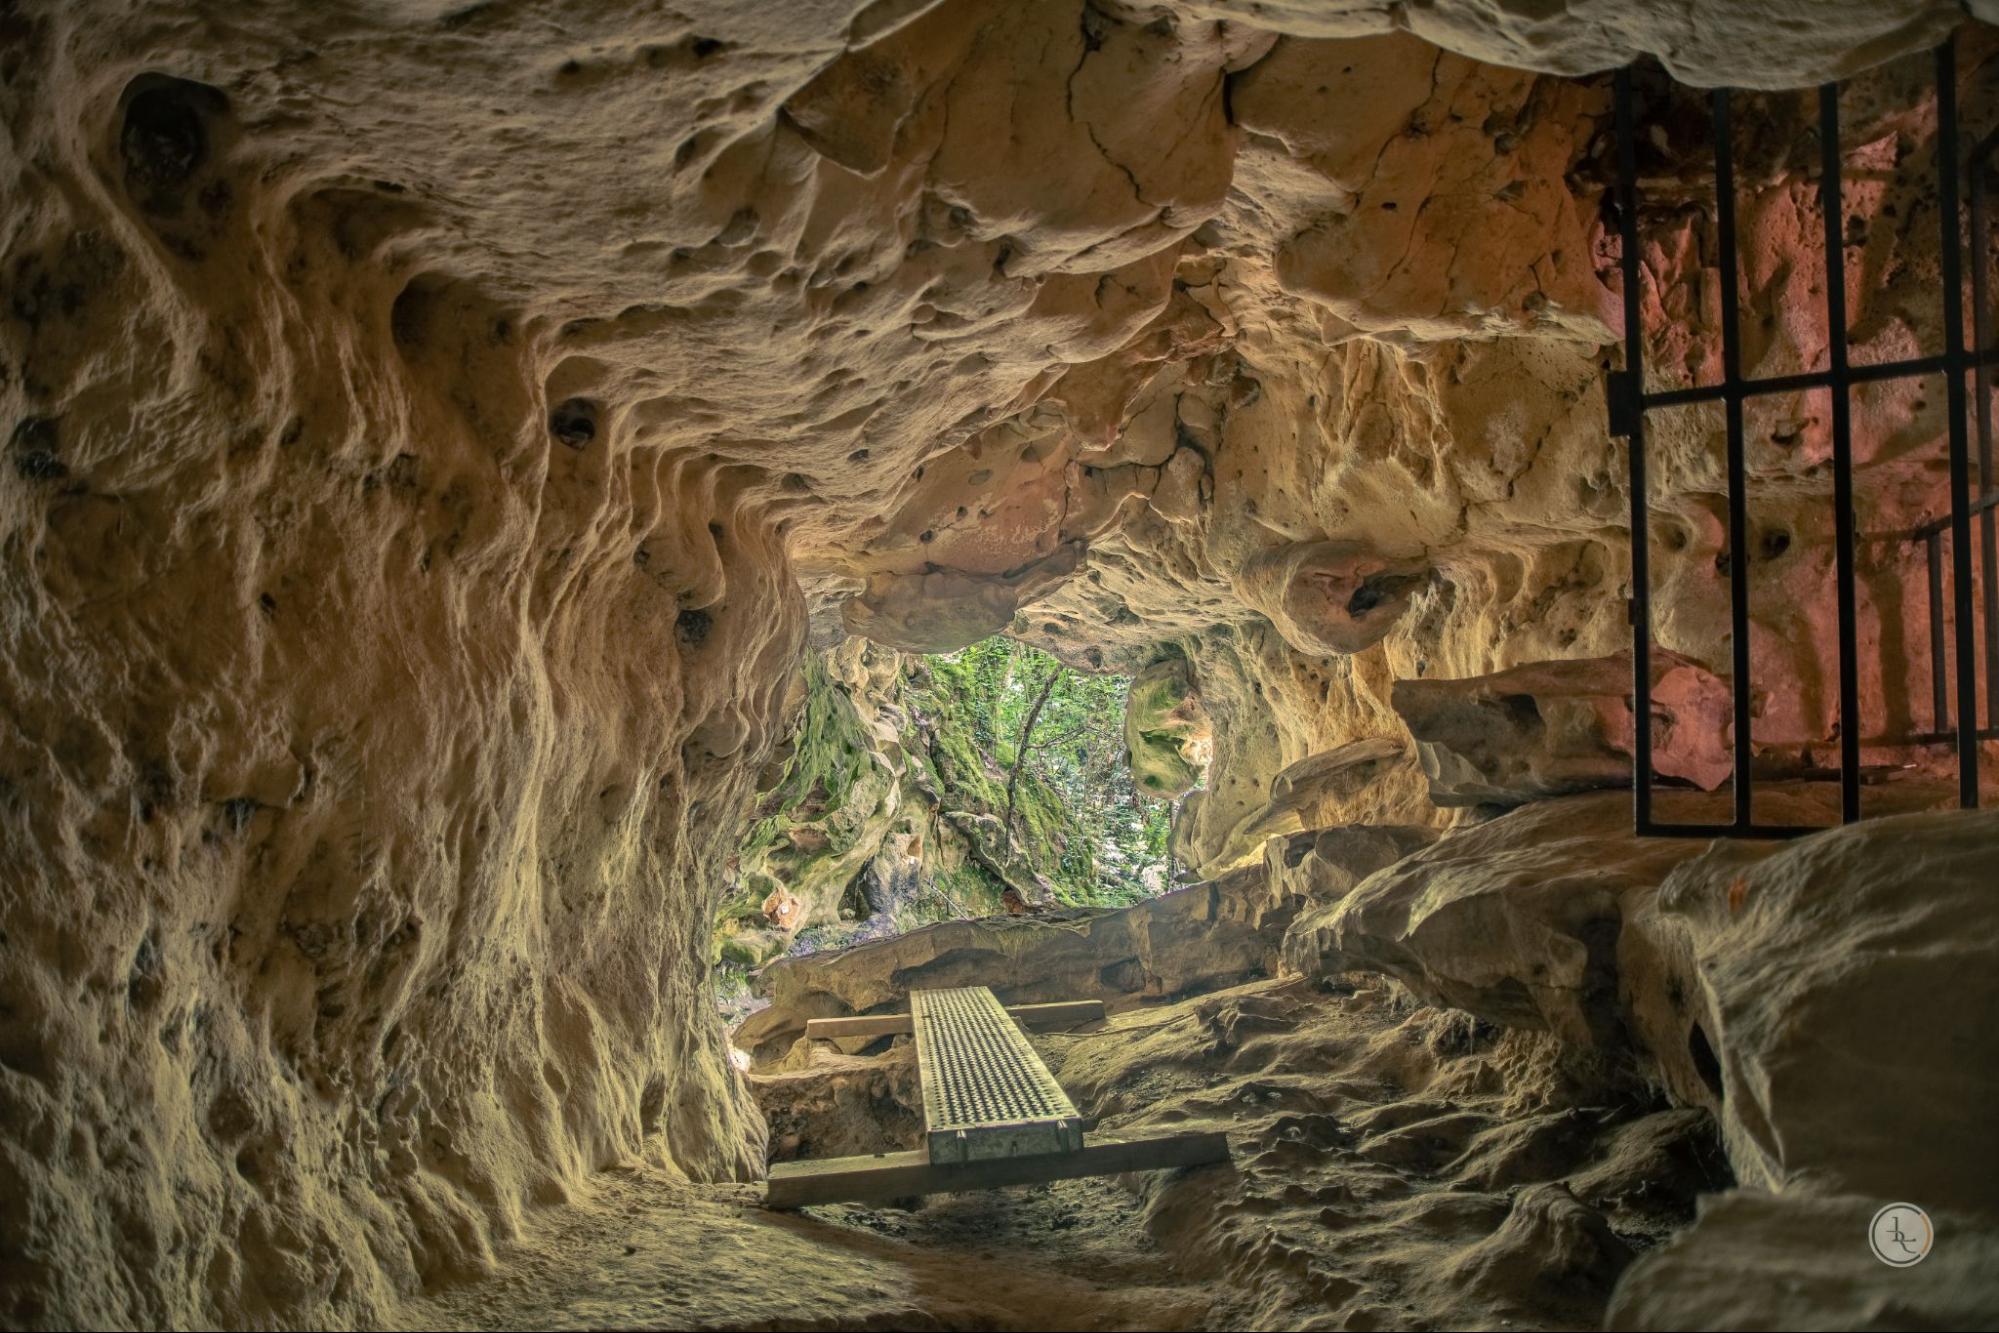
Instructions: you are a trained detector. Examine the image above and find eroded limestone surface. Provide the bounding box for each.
[1,1,1994,1328]
[738,789,1999,1330]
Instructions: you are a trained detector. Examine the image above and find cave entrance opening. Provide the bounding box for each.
[714,636,1187,1020]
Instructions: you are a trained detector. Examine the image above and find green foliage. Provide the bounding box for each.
[714,640,1174,980]
[718,655,879,933]
[1125,659,1206,798]
[909,638,1171,907]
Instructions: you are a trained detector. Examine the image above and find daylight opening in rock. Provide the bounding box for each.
[714,637,1182,1021]
[2,3,1996,1331]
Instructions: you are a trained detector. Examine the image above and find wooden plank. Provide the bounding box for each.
[801,1013,914,1040]
[764,1128,1230,1208]
[1009,1000,1108,1031]
[802,999,1105,1042]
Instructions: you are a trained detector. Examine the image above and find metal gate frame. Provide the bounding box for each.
[1606,33,1997,838]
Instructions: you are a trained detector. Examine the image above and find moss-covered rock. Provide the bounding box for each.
[716,638,1168,963]
[1124,657,1212,800]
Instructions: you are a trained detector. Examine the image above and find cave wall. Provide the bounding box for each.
[0,0,1989,1327]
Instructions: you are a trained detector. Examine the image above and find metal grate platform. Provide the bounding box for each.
[764,985,1230,1206]
[911,986,1083,1165]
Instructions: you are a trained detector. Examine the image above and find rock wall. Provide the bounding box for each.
[0,0,1991,1327]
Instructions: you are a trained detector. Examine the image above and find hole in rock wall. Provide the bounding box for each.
[1688,1023,1726,1102]
[712,637,1187,1021]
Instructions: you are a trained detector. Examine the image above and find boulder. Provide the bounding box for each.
[1285,782,1997,1266]
[1632,810,1999,1217]
[1392,650,1731,807]
[733,862,1281,1065]
[1607,1191,1999,1331]
[1283,782,1975,1065]
[1203,739,1414,872]
[1266,822,1437,930]
[1283,791,1716,1049]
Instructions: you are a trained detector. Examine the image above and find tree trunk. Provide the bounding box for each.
[1003,667,1062,850]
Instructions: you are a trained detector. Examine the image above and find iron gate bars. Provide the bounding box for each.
[1605,33,1995,838]
[1913,126,1999,752]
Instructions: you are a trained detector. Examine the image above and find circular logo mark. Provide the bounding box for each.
[1869,1202,1933,1267]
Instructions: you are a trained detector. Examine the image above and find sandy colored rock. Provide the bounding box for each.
[734,864,1283,1064]
[1642,810,1999,1217]
[1283,783,1980,1056]
[0,0,1992,1326]
[1170,0,1972,89]
[1264,822,1438,921]
[1607,1191,1999,1331]
[1232,539,1432,657]
[1285,791,1702,1048]
[1051,977,1726,1330]
[1393,649,1732,807]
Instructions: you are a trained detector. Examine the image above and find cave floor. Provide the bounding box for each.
[390,1163,1207,1331]
[392,978,1724,1331]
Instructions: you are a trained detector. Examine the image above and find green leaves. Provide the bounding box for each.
[915,638,1170,906]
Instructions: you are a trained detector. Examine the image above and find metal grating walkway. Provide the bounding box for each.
[911,986,1083,1164]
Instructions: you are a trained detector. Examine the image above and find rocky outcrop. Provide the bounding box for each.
[1608,1192,1999,1330]
[1284,782,1981,1056]
[1635,810,1999,1215]
[1281,783,1999,1328]
[1283,790,1712,1050]
[1203,737,1413,864]
[842,545,1087,654]
[733,863,1282,1064]
[1050,977,1731,1331]
[1392,650,1732,808]
[1264,822,1438,918]
[1232,540,1431,657]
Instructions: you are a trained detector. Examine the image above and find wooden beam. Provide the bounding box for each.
[802,999,1105,1042]
[764,1128,1230,1208]
[1006,999,1108,1030]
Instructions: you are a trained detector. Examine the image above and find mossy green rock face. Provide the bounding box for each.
[717,638,1174,961]
[717,928,783,968]
[1124,659,1212,800]
[725,654,905,941]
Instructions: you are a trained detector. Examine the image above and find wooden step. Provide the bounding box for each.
[802,999,1105,1042]
[764,1127,1231,1208]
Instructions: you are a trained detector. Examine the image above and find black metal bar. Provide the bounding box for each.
[1913,489,1999,540]
[1636,347,1999,411]
[1818,81,1863,824]
[1614,66,1657,836]
[1911,726,1999,743]
[1936,36,1979,807]
[1713,88,1755,829]
[1928,530,1949,731]
[1611,39,1981,838]
[1635,821,1829,840]
[1970,133,1997,730]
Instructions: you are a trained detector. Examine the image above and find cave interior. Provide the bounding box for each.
[1,2,1996,1330]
